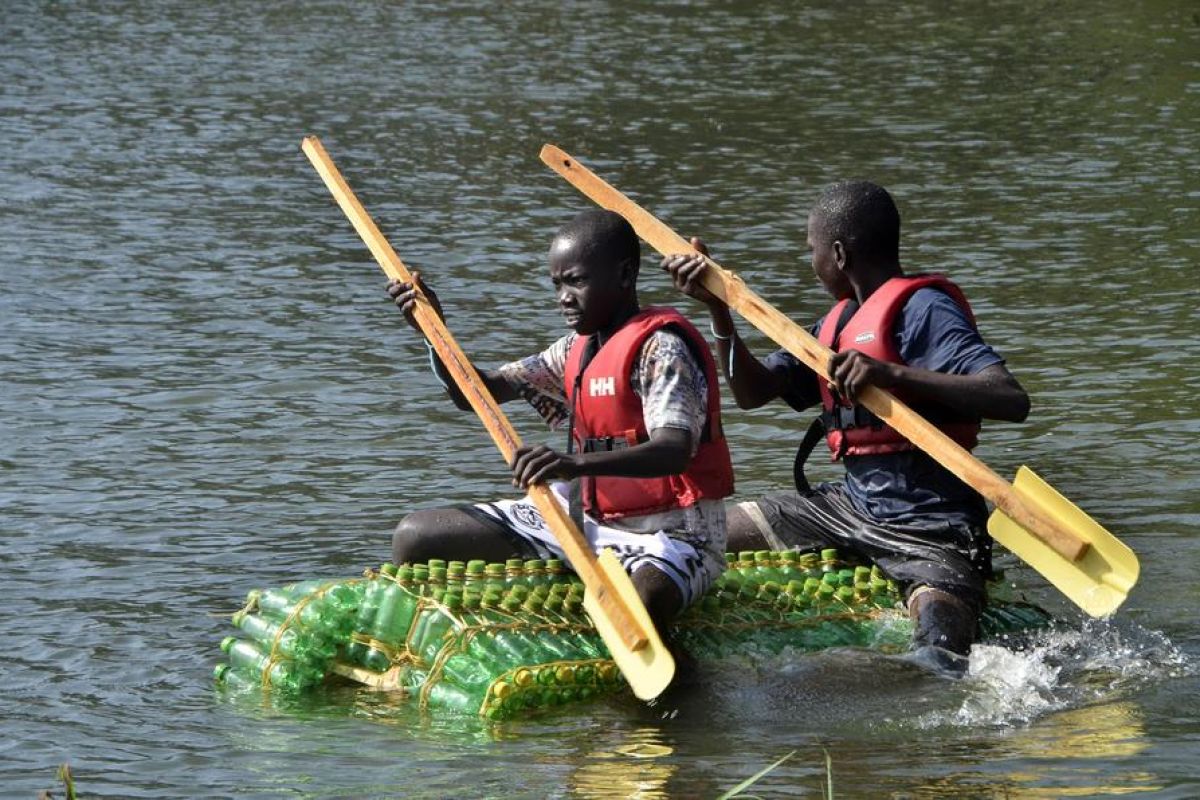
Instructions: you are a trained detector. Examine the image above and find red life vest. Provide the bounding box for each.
[817,274,981,458]
[563,306,734,521]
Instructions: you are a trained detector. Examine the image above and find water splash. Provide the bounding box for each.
[916,619,1193,729]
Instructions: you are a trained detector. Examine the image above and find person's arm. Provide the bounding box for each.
[510,428,693,489]
[829,288,1031,422]
[387,274,518,410]
[660,241,786,409]
[829,354,1030,421]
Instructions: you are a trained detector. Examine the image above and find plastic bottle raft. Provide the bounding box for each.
[214,549,1051,719]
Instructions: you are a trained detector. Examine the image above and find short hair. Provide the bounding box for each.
[552,209,640,272]
[811,181,900,261]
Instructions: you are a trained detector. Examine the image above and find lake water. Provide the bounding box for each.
[2,1,1198,797]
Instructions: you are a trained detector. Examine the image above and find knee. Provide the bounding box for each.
[392,511,439,565]
[632,567,684,631]
[908,587,978,656]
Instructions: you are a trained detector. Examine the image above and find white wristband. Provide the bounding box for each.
[710,320,735,341]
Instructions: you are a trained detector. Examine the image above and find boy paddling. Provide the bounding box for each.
[388,209,734,632]
[662,181,1030,669]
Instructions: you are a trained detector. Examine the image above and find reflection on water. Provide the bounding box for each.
[572,727,676,799]
[2,0,1199,795]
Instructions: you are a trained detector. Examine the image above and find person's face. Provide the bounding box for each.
[549,236,629,335]
[807,213,852,300]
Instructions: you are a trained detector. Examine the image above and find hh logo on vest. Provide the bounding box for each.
[854,331,876,344]
[589,376,616,397]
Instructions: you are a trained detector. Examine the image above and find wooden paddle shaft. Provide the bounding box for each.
[302,136,649,650]
[540,144,1089,563]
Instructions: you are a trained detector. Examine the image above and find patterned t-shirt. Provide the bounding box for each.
[497,328,723,544]
[497,329,709,455]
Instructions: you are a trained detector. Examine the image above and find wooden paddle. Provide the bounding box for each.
[301,136,675,699]
[539,144,1140,617]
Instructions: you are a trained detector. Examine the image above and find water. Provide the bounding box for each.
[2,0,1198,796]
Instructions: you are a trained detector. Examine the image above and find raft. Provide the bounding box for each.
[214,549,1051,719]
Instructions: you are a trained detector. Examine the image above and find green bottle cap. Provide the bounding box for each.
[548,582,569,597]
[429,567,448,583]
[779,551,799,565]
[854,566,871,582]
[522,596,545,613]
[444,593,463,610]
[501,596,522,613]
[245,589,261,605]
[818,584,836,599]
[835,586,855,603]
[563,597,583,616]
[509,585,530,601]
[427,559,448,570]
[396,565,414,583]
[820,548,839,562]
[412,565,430,581]
[702,595,721,613]
[213,664,230,682]
[725,552,737,565]
[230,610,246,626]
[429,587,446,603]
[545,597,564,613]
[447,560,465,571]
[447,563,466,578]
[758,581,782,597]
[785,580,805,596]
[532,585,551,599]
[464,594,482,611]
[803,577,822,593]
[379,562,397,577]
[754,550,773,564]
[220,636,237,653]
[737,550,756,562]
[822,572,839,586]
[524,559,546,571]
[466,560,486,575]
[799,553,819,569]
[738,583,759,600]
[482,592,502,608]
[485,563,506,578]
[545,558,565,574]
[505,558,524,570]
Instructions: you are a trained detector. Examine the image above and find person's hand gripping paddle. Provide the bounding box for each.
[301,136,674,699]
[539,143,1138,618]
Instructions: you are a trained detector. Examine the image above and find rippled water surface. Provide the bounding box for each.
[3,1,1199,797]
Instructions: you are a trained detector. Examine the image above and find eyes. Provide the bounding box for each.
[551,272,587,290]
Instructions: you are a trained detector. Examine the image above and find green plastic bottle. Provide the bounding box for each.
[523,559,547,587]
[778,550,801,582]
[754,551,784,584]
[426,680,479,715]
[415,593,464,664]
[231,610,334,664]
[483,562,507,591]
[545,558,568,585]
[220,636,318,691]
[213,663,259,692]
[799,552,821,578]
[255,587,351,638]
[504,558,525,586]
[464,560,487,593]
[522,596,578,659]
[820,548,840,573]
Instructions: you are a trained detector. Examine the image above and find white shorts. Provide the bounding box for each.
[468,481,726,609]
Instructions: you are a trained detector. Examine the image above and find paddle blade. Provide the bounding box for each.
[583,548,675,700]
[988,466,1139,617]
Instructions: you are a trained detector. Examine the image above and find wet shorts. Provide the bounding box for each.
[464,481,727,609]
[737,482,992,610]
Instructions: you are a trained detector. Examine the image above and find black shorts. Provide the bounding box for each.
[737,483,993,611]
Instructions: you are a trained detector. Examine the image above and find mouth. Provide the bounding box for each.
[562,309,581,325]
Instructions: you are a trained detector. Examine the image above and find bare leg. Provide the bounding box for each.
[724,501,772,553]
[392,507,522,565]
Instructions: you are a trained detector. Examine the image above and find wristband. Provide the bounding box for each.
[424,339,450,389]
[710,320,735,341]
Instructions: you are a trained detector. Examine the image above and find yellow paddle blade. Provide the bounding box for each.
[583,548,676,700]
[988,466,1139,617]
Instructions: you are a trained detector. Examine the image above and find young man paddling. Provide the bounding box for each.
[387,209,734,632]
[662,181,1030,670]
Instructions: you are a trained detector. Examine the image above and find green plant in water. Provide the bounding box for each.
[37,763,76,800]
[717,749,796,800]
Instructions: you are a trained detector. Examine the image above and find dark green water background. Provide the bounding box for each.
[2,1,1198,797]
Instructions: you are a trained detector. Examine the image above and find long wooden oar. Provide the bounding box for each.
[540,144,1139,618]
[301,137,674,698]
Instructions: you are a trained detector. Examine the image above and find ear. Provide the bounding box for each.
[832,240,848,272]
